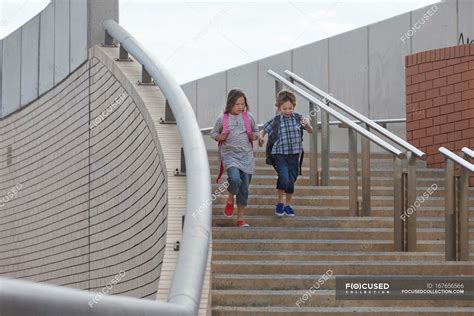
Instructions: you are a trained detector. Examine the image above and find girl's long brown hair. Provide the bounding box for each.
[224,88,250,113]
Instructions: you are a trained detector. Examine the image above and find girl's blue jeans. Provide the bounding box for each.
[227,167,252,206]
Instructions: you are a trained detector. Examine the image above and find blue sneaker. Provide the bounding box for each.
[275,203,285,217]
[284,205,295,217]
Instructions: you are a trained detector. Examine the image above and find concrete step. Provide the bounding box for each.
[213,227,396,240]
[212,227,474,241]
[211,239,458,252]
[212,260,474,275]
[245,175,446,187]
[212,184,474,199]
[213,216,395,228]
[211,289,474,307]
[212,204,474,218]
[212,306,474,315]
[213,195,456,207]
[212,251,445,264]
[213,215,474,229]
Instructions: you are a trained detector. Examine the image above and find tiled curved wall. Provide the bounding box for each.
[0,53,168,299]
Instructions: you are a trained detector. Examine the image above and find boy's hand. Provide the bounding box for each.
[301,117,310,129]
[216,133,228,142]
[258,135,265,147]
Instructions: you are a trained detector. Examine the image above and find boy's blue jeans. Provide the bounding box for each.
[227,167,252,206]
[273,154,299,194]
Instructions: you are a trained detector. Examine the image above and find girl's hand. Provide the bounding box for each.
[216,133,228,142]
[258,135,265,147]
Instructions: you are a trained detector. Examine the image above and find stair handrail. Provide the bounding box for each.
[269,69,419,253]
[461,147,474,159]
[268,70,404,158]
[284,70,426,160]
[199,118,406,135]
[439,147,474,172]
[0,19,211,316]
[439,146,473,261]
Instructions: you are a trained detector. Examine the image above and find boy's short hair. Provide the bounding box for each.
[275,89,296,108]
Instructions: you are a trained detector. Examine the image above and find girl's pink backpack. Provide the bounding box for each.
[216,112,253,183]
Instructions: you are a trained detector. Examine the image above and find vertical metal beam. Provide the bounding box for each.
[393,157,404,251]
[406,152,417,252]
[458,167,469,261]
[348,128,358,216]
[142,65,152,84]
[361,124,371,216]
[119,44,129,60]
[320,102,330,186]
[445,159,456,261]
[104,31,114,46]
[309,102,319,186]
[174,147,187,176]
[275,80,283,98]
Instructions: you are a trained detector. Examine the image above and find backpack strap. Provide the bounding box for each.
[216,113,229,183]
[265,114,281,164]
[222,113,229,134]
[293,113,304,176]
[242,112,254,145]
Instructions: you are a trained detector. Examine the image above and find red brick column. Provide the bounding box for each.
[405,44,474,183]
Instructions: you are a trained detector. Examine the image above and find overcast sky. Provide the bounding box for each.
[1,0,437,83]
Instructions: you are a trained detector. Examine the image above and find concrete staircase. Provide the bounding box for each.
[209,151,474,315]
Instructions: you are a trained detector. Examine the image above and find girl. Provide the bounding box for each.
[210,88,259,227]
[258,89,313,217]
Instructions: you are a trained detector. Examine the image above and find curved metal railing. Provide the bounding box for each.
[0,19,211,316]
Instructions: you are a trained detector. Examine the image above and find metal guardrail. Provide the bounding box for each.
[284,70,426,159]
[0,19,211,316]
[200,118,406,135]
[268,69,425,253]
[439,147,473,261]
[284,71,426,252]
[461,147,474,159]
[268,70,404,158]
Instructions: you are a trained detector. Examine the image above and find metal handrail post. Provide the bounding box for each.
[348,128,358,216]
[406,152,417,251]
[458,166,469,261]
[445,158,456,261]
[361,123,371,216]
[393,157,404,251]
[320,100,330,186]
[309,101,319,186]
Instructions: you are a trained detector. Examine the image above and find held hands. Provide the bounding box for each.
[258,135,265,147]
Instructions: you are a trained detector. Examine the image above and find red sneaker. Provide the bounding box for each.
[236,220,249,227]
[224,202,234,217]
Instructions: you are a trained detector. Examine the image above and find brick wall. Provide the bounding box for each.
[406,44,474,176]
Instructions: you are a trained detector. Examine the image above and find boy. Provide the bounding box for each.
[258,89,313,217]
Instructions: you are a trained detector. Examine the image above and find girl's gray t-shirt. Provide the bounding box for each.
[210,112,259,175]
